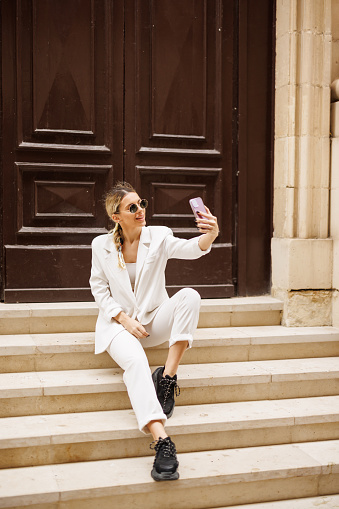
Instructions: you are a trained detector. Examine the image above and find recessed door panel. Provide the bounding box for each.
[16,0,114,152]
[134,0,222,155]
[16,163,112,233]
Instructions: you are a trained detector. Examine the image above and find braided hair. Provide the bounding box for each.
[105,182,136,269]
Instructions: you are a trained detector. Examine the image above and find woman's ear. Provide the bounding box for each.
[112,214,120,223]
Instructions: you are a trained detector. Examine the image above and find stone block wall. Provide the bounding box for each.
[331,100,339,327]
[332,0,339,82]
[272,0,334,326]
[332,3,339,328]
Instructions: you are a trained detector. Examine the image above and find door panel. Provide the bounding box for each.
[125,0,235,297]
[17,0,112,151]
[16,163,111,232]
[151,1,206,139]
[134,0,221,153]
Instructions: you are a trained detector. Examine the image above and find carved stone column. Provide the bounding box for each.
[272,0,333,325]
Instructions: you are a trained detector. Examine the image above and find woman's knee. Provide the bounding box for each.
[179,287,201,308]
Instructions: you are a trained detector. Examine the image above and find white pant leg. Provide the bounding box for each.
[106,330,167,434]
[141,288,201,349]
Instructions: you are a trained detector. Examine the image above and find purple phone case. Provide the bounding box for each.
[189,197,207,218]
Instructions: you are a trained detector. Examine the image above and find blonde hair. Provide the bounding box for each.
[105,182,136,269]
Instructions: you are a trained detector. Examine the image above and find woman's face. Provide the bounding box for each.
[113,192,147,229]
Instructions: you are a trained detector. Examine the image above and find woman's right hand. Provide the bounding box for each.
[114,311,149,339]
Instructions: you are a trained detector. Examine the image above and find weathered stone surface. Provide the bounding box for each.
[273,0,336,328]
[271,238,333,290]
[333,291,339,328]
[331,103,339,138]
[272,289,332,327]
[333,43,339,82]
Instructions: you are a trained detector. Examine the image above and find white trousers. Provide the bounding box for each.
[106,288,201,434]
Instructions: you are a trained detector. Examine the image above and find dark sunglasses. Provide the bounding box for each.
[118,198,148,214]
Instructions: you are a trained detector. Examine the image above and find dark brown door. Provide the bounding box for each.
[124,0,235,297]
[2,0,124,302]
[1,0,274,302]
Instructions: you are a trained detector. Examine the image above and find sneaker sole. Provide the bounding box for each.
[166,405,175,419]
[151,468,180,481]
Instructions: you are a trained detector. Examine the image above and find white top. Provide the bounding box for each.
[126,262,137,290]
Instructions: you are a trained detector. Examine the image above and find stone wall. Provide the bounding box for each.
[330,0,339,327]
[332,0,339,82]
[331,3,339,327]
[272,0,333,326]
[331,97,339,327]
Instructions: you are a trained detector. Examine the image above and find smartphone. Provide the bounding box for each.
[189,197,207,219]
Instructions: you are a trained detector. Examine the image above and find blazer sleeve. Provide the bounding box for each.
[164,229,212,260]
[89,240,123,323]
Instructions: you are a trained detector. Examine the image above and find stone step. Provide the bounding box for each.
[214,494,339,509]
[1,326,338,373]
[0,396,338,469]
[0,440,337,508]
[0,296,283,335]
[1,357,338,417]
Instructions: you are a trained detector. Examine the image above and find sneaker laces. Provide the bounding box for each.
[150,437,177,458]
[159,376,180,407]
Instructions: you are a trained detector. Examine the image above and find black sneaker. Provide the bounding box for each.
[150,436,179,481]
[152,366,180,418]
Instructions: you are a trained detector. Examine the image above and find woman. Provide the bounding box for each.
[90,182,219,481]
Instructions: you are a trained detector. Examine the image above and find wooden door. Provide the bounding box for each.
[2,0,124,302]
[124,0,235,297]
[1,0,274,302]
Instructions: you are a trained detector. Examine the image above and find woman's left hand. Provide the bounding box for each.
[196,207,219,238]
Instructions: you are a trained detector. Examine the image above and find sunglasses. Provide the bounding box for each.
[118,198,148,214]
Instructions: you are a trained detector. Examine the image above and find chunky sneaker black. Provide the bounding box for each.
[150,436,179,481]
[152,366,180,418]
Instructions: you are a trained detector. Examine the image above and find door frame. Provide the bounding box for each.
[236,0,276,296]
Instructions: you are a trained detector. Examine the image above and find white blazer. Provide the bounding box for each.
[90,226,211,354]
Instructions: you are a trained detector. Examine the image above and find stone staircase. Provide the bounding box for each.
[0,297,339,508]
